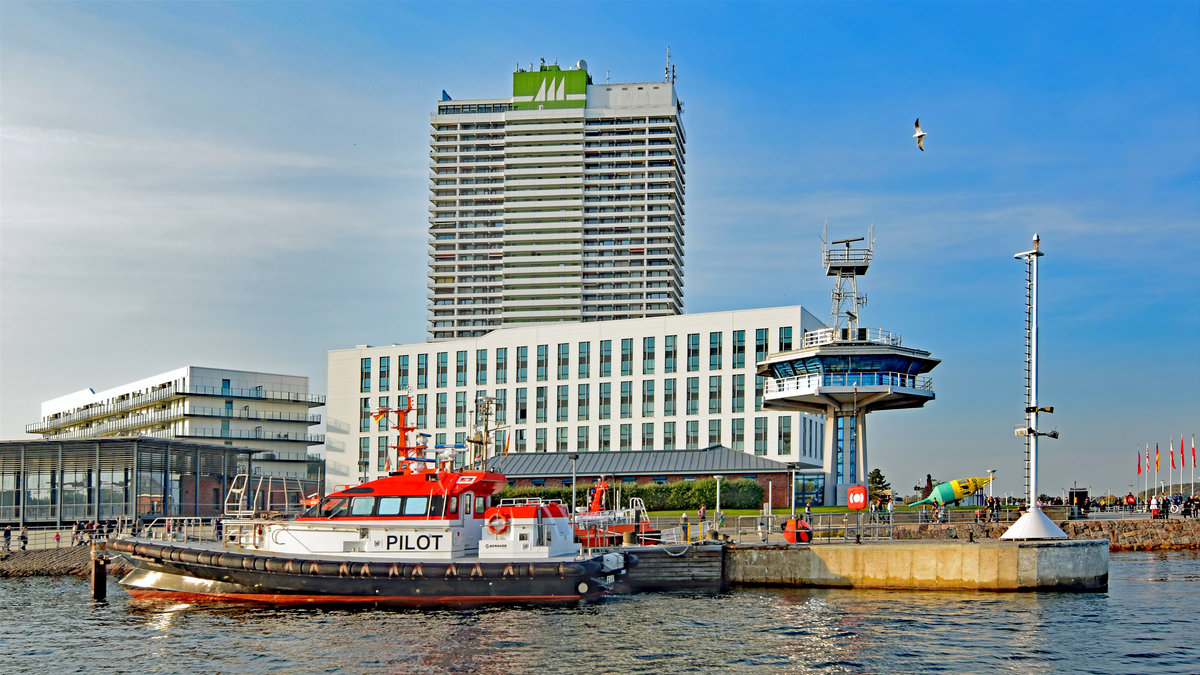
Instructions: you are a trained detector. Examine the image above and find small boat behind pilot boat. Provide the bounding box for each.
[110,401,630,607]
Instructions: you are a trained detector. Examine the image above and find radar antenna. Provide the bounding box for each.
[822,225,874,336]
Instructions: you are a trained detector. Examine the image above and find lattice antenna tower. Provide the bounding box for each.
[822,224,874,334]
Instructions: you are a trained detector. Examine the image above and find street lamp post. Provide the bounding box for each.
[569,454,579,517]
[987,469,997,499]
[714,475,722,519]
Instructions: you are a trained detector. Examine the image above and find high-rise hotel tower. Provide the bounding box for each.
[428,60,685,340]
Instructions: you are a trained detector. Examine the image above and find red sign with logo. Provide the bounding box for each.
[847,485,868,510]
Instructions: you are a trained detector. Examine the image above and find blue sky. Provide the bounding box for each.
[2,1,1197,499]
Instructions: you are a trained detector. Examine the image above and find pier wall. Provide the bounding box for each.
[891,518,1200,551]
[726,539,1109,591]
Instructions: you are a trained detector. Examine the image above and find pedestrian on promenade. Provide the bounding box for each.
[54,532,61,548]
[3,525,10,552]
[887,500,894,522]
[698,503,707,521]
[804,503,812,520]
[19,527,28,551]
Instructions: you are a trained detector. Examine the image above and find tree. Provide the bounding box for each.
[867,468,891,504]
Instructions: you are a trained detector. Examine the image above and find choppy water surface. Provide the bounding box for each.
[1,551,1196,673]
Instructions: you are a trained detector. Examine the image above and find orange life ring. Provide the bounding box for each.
[487,513,510,535]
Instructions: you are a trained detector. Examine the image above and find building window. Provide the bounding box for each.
[377,397,389,431]
[578,342,590,379]
[456,351,467,387]
[709,332,722,370]
[416,394,427,428]
[754,417,768,456]
[653,476,668,485]
[642,380,654,416]
[732,418,745,451]
[709,376,722,414]
[417,354,428,389]
[665,335,677,373]
[577,384,590,421]
[837,414,857,484]
[536,386,547,423]
[686,333,700,372]
[643,336,655,374]
[517,346,528,383]
[641,422,654,449]
[755,328,769,363]
[779,326,793,351]
[600,340,612,377]
[492,389,506,425]
[379,356,390,392]
[455,391,466,427]
[476,350,488,385]
[398,355,410,390]
[599,382,612,419]
[664,379,677,416]
[686,377,699,415]
[377,436,389,471]
[436,393,447,428]
[663,421,676,449]
[620,423,632,451]
[599,425,611,451]
[557,427,568,452]
[620,381,632,419]
[360,397,370,432]
[620,338,633,376]
[577,426,589,452]
[437,352,448,388]
[732,374,745,413]
[532,478,545,487]
[708,419,721,447]
[496,348,508,384]
[779,416,792,455]
[516,388,527,424]
[557,385,569,422]
[733,330,745,369]
[755,375,764,412]
[536,428,547,452]
[686,420,699,449]
[557,343,569,380]
[360,358,371,393]
[516,428,526,452]
[358,437,370,475]
[536,344,548,381]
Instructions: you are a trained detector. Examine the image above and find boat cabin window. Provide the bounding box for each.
[447,496,458,516]
[464,494,474,515]
[350,497,375,516]
[404,496,429,516]
[310,496,351,518]
[377,497,403,516]
[475,496,487,514]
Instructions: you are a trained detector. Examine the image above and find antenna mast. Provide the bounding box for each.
[822,226,873,336]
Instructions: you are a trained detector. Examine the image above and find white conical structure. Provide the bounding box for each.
[1002,234,1066,540]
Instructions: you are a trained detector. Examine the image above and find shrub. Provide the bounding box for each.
[496,478,764,511]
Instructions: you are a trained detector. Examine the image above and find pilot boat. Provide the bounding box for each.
[110,402,629,606]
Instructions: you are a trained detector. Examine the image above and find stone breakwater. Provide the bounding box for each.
[891,518,1200,551]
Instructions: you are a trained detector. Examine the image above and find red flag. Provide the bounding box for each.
[1182,436,1187,469]
[1155,442,1160,471]
[1137,449,1142,475]
[1192,434,1196,468]
[1171,439,1176,470]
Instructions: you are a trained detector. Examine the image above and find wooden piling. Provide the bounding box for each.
[90,549,107,601]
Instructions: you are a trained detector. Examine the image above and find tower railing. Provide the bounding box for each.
[765,372,934,396]
[802,326,903,348]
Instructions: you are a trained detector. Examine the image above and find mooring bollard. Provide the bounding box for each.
[91,548,107,601]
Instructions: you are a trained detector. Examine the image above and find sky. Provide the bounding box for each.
[2,1,1197,500]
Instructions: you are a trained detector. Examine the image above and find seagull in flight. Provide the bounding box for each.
[913,118,926,151]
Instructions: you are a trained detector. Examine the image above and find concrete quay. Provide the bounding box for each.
[725,538,1110,592]
[891,516,1200,552]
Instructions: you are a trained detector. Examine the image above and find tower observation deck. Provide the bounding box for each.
[757,229,940,506]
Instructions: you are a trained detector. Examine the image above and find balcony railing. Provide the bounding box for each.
[765,371,934,396]
[176,428,325,444]
[802,326,902,348]
[27,384,325,433]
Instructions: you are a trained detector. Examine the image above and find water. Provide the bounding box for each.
[1,551,1196,673]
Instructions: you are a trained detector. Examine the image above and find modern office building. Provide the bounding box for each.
[428,59,685,340]
[26,366,326,481]
[326,306,826,500]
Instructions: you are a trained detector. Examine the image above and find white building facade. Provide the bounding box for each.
[326,306,826,492]
[429,61,685,340]
[28,366,325,480]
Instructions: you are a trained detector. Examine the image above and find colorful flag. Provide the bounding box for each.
[503,431,512,455]
[1137,449,1141,475]
[1170,438,1176,470]
[1192,434,1196,468]
[1155,442,1160,471]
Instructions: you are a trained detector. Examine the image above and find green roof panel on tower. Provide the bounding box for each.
[512,66,588,110]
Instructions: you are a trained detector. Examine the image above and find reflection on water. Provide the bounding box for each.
[0,551,1196,673]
